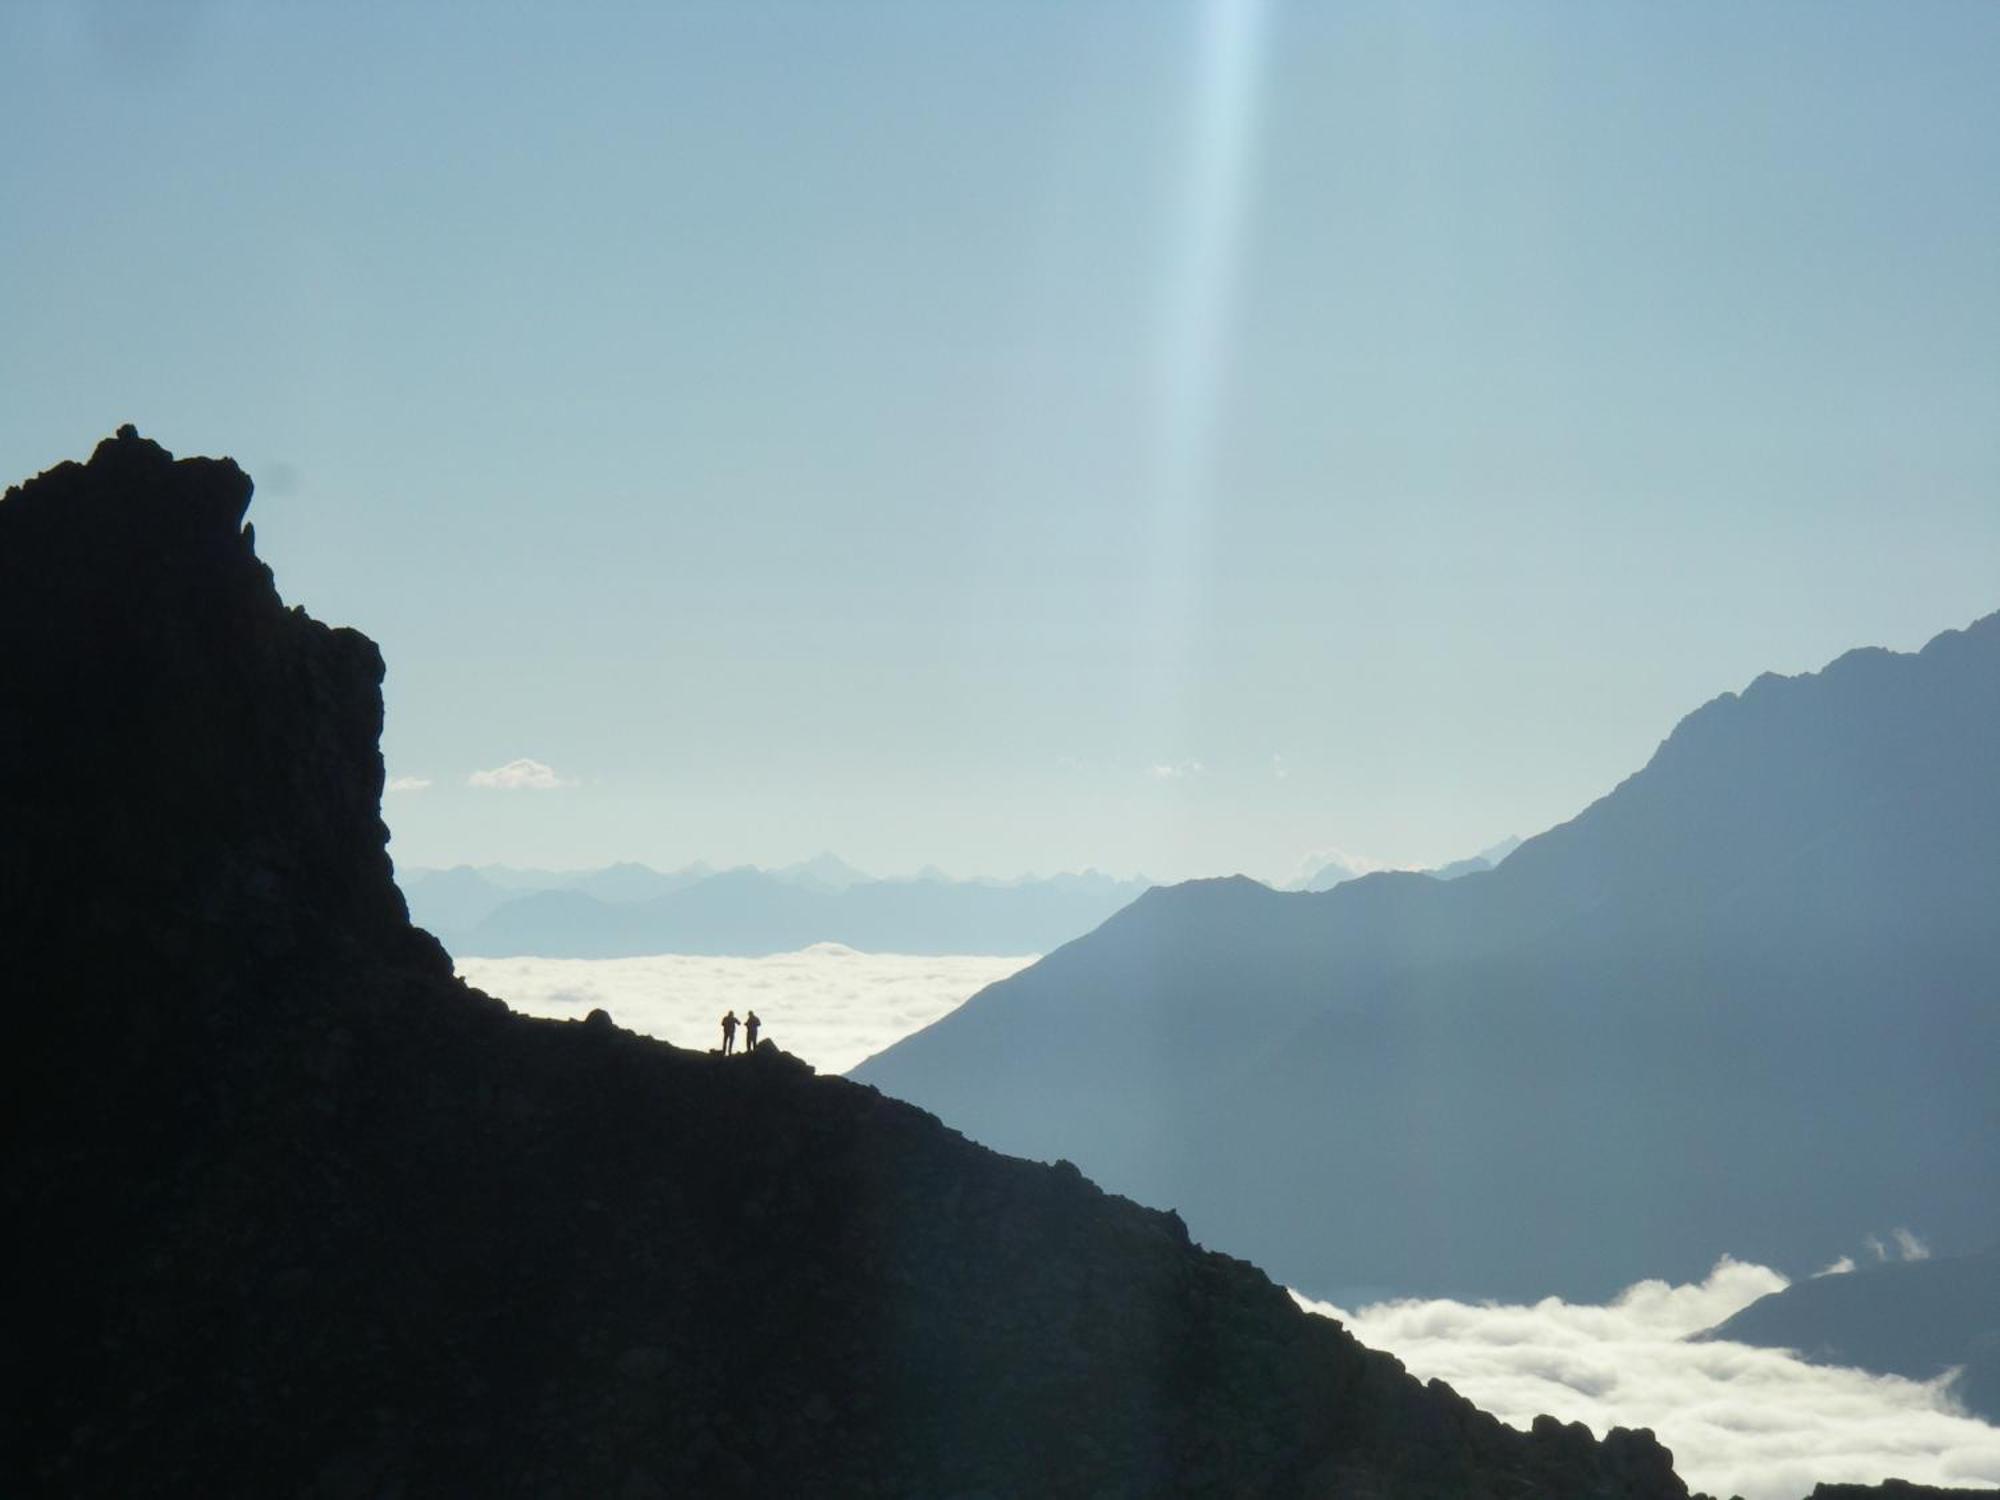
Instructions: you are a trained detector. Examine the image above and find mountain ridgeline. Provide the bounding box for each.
[856,609,2000,1304]
[402,860,1150,959]
[1,434,1717,1495]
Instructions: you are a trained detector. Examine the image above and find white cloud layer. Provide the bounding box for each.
[456,945,1035,1076]
[468,758,570,790]
[385,775,432,793]
[1296,1260,2000,1500]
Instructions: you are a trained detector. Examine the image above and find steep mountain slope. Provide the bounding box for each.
[0,430,1702,1498]
[856,611,2000,1303]
[1698,1246,2000,1423]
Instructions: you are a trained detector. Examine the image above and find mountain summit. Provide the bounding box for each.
[857,607,2000,1303]
[1,431,1701,1497]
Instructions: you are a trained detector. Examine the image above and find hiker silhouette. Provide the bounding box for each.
[720,1009,739,1055]
[744,1010,761,1051]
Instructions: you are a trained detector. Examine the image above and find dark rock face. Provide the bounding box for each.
[0,426,428,983]
[1,432,1698,1498]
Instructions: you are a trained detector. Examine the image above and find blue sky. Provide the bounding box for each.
[5,0,1996,882]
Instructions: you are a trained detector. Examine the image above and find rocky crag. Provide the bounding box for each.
[1,429,1710,1498]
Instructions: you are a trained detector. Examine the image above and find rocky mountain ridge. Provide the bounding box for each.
[1,429,1707,1497]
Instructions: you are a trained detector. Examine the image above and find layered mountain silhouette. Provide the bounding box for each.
[1283,837,1521,894]
[857,608,2000,1304]
[1,432,1719,1496]
[403,860,1148,959]
[1697,1245,2000,1423]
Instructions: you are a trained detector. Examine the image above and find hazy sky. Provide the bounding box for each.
[5,1,1996,882]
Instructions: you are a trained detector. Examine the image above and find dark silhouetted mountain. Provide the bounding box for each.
[449,865,1149,958]
[1697,1245,2000,1422]
[1807,1486,2000,1499]
[856,611,2000,1305]
[2,430,1712,1497]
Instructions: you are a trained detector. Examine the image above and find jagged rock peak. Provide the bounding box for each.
[0,428,424,975]
[5,433,1700,1499]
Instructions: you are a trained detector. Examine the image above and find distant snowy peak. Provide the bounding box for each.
[1281,835,1523,892]
[1428,835,1524,881]
[770,852,873,892]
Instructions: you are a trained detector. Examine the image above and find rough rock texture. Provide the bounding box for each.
[3,430,1701,1498]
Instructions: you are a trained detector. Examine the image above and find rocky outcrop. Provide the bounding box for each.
[2,431,1699,1498]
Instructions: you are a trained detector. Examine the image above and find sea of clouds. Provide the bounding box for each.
[461,948,2000,1498]
[456,945,1035,1075]
[1297,1258,2000,1500]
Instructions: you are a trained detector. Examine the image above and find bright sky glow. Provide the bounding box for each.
[5,1,1997,881]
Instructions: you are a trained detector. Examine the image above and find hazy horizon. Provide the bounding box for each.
[7,0,1996,882]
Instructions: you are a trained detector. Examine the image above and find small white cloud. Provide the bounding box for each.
[1813,1256,1857,1278]
[468,758,572,791]
[385,775,433,793]
[1149,759,1204,781]
[1893,1228,1932,1262]
[1271,752,1290,780]
[1865,1234,1889,1263]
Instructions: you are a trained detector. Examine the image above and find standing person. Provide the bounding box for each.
[720,1009,739,1055]
[743,1010,761,1052]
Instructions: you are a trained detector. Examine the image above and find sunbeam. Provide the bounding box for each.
[1147,0,1272,725]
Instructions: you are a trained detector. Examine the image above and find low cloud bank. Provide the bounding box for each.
[1296,1259,2000,1500]
[457,946,1034,1075]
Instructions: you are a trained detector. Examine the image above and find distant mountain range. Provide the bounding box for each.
[1285,837,1523,893]
[857,611,2000,1305]
[1698,1244,2000,1423]
[407,844,1523,959]
[400,857,1151,957]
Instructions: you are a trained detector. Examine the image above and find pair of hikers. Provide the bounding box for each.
[720,1008,760,1055]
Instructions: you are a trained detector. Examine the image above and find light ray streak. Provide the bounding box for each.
[1146,0,1272,721]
